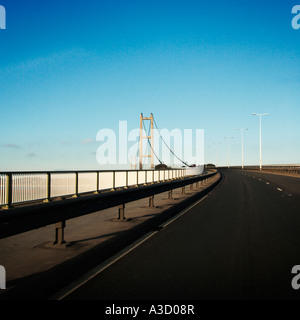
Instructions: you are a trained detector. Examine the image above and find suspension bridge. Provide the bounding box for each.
[0,114,300,301]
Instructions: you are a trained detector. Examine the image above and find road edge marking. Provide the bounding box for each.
[50,178,219,300]
[159,194,209,229]
[51,230,158,300]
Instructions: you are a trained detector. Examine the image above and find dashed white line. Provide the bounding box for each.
[266,182,270,185]
[277,188,283,192]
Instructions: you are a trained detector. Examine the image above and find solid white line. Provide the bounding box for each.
[52,194,210,300]
[51,230,158,300]
[159,195,209,228]
[277,188,283,192]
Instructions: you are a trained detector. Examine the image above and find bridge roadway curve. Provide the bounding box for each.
[61,169,300,300]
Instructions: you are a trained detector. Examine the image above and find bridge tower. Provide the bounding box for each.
[139,113,154,170]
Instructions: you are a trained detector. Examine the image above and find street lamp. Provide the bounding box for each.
[224,137,234,169]
[237,128,248,170]
[252,113,269,170]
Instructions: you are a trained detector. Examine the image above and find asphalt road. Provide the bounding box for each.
[62,169,300,300]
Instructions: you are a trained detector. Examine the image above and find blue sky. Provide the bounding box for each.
[0,0,300,170]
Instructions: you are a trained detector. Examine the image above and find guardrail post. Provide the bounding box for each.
[168,189,173,200]
[44,172,51,202]
[125,171,128,189]
[73,172,79,197]
[190,183,193,191]
[3,174,12,209]
[94,172,100,194]
[112,171,116,190]
[118,204,125,220]
[182,186,185,194]
[54,221,66,245]
[149,195,154,207]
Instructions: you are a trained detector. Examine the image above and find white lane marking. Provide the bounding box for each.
[51,230,158,300]
[159,195,209,228]
[266,182,270,185]
[52,194,210,300]
[277,188,283,192]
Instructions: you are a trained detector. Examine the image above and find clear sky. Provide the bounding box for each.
[0,0,300,170]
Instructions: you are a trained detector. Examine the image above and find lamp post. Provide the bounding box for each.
[252,113,269,170]
[224,137,234,169]
[237,128,248,170]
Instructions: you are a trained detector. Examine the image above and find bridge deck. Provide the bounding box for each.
[62,169,300,300]
[0,174,220,299]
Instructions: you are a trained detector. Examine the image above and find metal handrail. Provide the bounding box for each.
[0,168,196,209]
[0,170,218,240]
[227,165,300,172]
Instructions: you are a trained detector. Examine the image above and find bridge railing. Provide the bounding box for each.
[0,169,218,242]
[228,165,300,175]
[0,168,199,209]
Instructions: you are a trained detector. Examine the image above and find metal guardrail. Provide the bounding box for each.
[0,168,192,209]
[0,170,218,243]
[228,165,300,175]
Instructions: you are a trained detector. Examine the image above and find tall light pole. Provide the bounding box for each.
[252,113,269,170]
[224,137,234,169]
[237,128,248,170]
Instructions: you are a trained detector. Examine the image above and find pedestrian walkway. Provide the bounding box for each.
[0,173,220,297]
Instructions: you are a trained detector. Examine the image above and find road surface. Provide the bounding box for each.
[61,169,300,300]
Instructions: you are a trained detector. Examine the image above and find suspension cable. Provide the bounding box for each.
[142,119,163,165]
[152,115,189,167]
